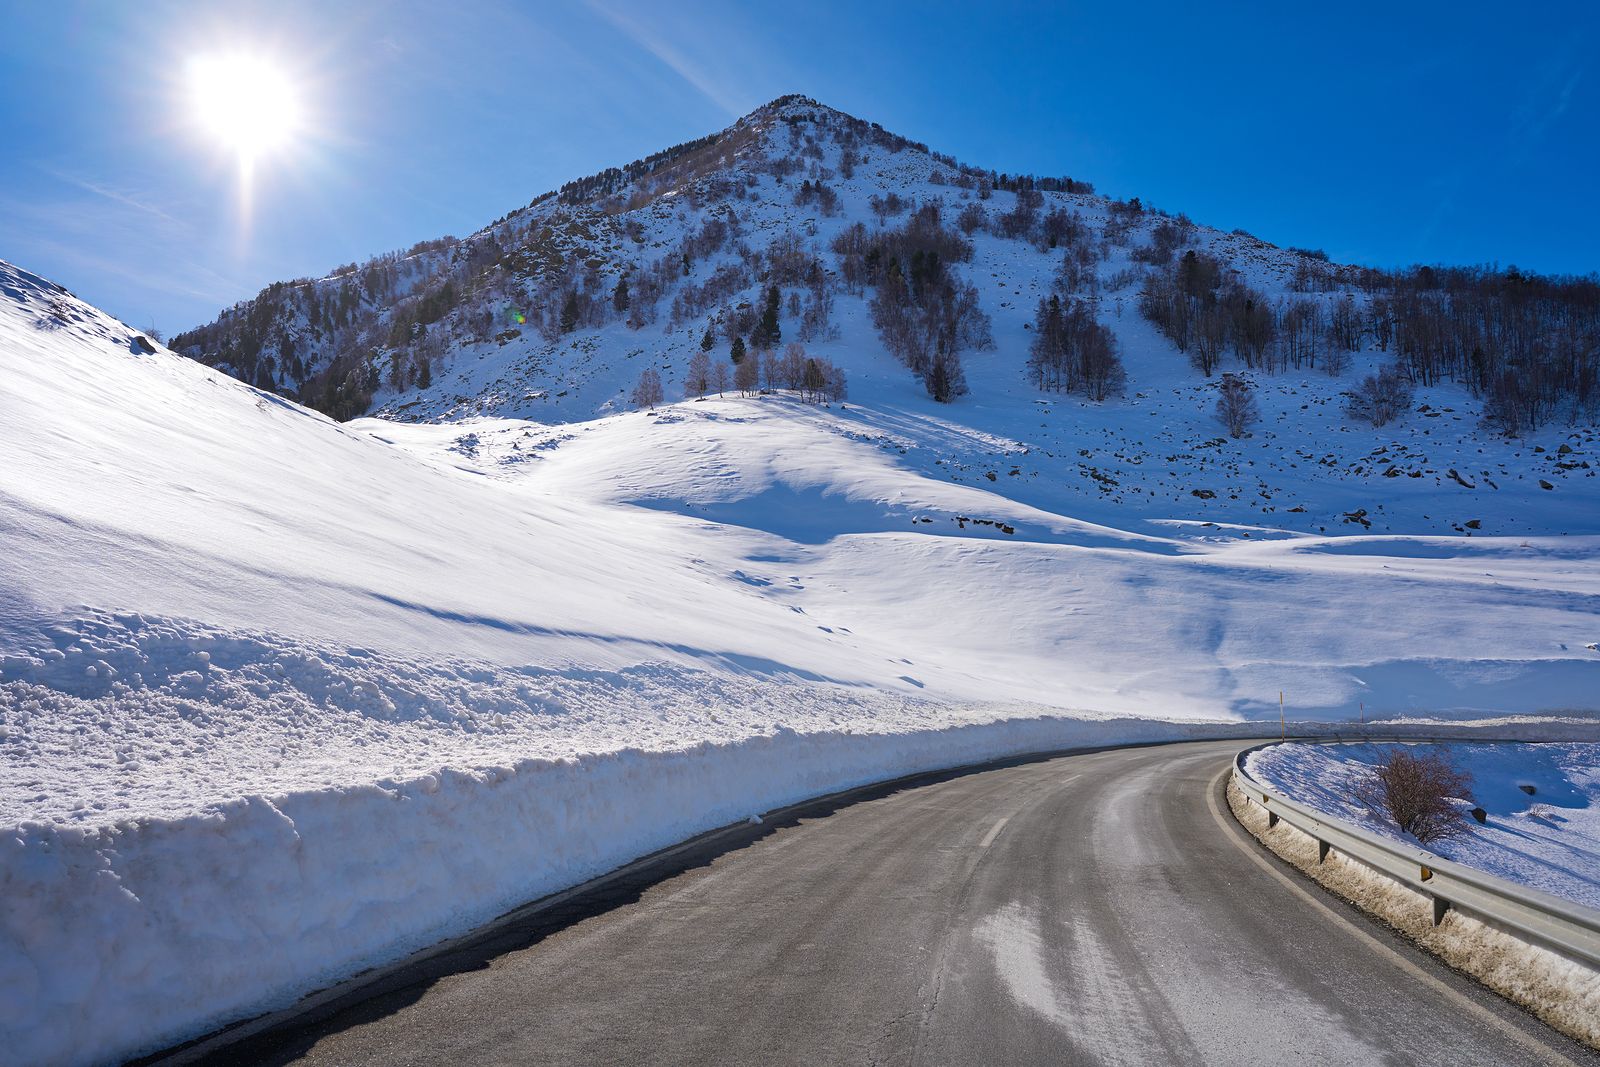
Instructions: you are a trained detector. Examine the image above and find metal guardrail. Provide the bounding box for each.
[1232,740,1600,969]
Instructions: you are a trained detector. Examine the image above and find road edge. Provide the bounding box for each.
[1224,771,1600,1051]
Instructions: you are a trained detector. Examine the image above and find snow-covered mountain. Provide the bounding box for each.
[171,95,1599,541]
[3,97,1599,1066]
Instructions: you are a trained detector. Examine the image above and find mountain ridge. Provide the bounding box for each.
[170,92,1597,463]
[162,94,1260,417]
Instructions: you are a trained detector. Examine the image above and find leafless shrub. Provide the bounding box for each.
[956,202,987,235]
[1346,364,1414,427]
[1353,747,1474,844]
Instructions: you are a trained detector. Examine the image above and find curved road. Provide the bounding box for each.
[187,740,1595,1065]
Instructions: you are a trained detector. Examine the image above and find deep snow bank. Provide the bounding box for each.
[6,703,1236,1066]
[12,709,1599,1067]
[1246,741,1600,908]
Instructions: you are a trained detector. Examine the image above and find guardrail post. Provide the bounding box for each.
[1432,896,1450,926]
[1317,840,1330,864]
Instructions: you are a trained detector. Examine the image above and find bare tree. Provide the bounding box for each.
[1224,284,1274,368]
[1327,293,1363,353]
[1192,303,1227,376]
[711,360,730,396]
[631,368,664,410]
[868,192,907,225]
[734,352,759,395]
[823,361,848,402]
[684,351,712,397]
[778,341,808,390]
[1215,373,1259,437]
[797,285,837,342]
[926,349,967,403]
[1353,747,1474,845]
[1027,295,1125,400]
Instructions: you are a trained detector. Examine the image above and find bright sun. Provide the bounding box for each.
[188,53,301,163]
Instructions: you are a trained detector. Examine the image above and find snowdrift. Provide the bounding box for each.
[4,255,1600,1064]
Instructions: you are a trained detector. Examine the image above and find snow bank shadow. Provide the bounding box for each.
[628,484,922,544]
[627,484,1185,553]
[1289,536,1600,562]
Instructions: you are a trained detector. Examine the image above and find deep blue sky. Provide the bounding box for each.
[2,1,1595,333]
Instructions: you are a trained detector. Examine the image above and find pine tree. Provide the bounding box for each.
[701,327,715,352]
[751,285,781,349]
[416,356,432,390]
[730,336,747,364]
[612,276,629,313]
[560,291,580,333]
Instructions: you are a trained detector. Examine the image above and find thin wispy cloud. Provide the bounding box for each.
[38,165,187,228]
[1509,64,1581,166]
[18,234,240,306]
[584,0,748,117]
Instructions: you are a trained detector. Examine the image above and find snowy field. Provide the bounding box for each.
[1246,741,1600,909]
[6,241,1600,1063]
[5,105,1600,1066]
[5,263,1600,1066]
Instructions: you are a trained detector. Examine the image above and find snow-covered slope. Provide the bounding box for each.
[4,251,1599,1063]
[9,255,1599,733]
[4,99,1600,1065]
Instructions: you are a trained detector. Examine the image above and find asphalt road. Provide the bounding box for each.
[184,739,1596,1066]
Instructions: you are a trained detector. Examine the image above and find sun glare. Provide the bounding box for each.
[188,53,301,164]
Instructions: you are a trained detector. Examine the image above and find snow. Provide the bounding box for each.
[4,264,1597,1067]
[3,99,1600,1065]
[1246,741,1600,908]
[3,697,1255,1067]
